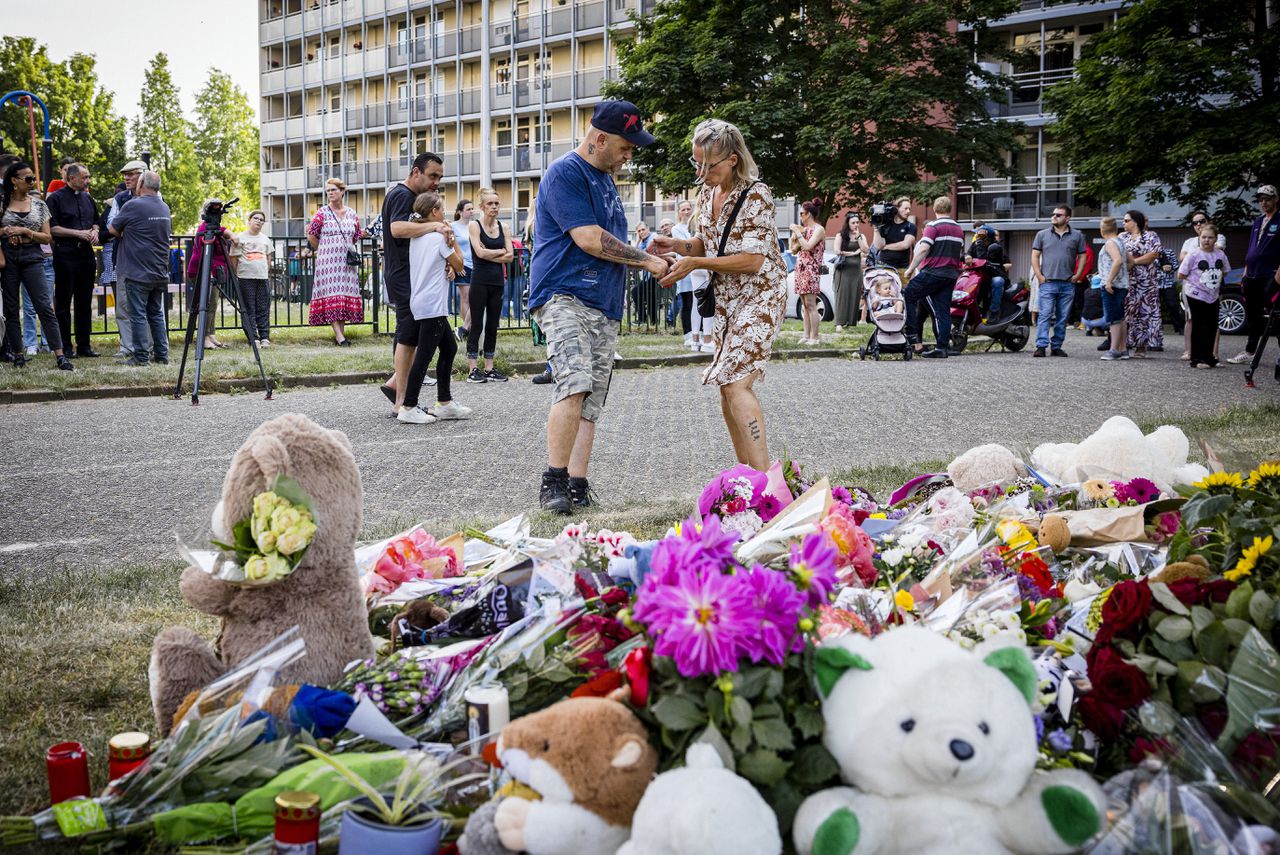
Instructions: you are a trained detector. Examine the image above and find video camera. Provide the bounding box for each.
[201,197,239,230]
[869,201,893,229]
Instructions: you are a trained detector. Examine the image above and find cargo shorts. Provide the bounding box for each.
[532,293,619,423]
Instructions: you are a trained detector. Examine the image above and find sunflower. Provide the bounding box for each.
[1083,478,1114,502]
[1194,471,1244,493]
[1246,461,1280,492]
[1225,535,1274,582]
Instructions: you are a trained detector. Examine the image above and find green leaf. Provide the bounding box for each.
[755,701,783,719]
[1197,621,1232,670]
[1248,591,1275,633]
[1218,628,1280,754]
[734,666,770,700]
[1150,634,1196,663]
[729,696,754,727]
[651,695,707,732]
[1226,583,1255,621]
[1181,494,1234,530]
[1149,583,1190,616]
[1190,606,1217,634]
[1128,653,1178,678]
[1222,618,1256,646]
[737,749,791,786]
[1155,615,1193,643]
[793,704,825,740]
[790,743,841,787]
[730,721,753,753]
[1178,660,1226,704]
[751,717,795,751]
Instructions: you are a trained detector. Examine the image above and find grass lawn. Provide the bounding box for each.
[5,404,1272,827]
[0,319,870,394]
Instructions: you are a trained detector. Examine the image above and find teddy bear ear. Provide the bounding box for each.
[610,736,646,769]
[982,646,1037,705]
[250,434,291,481]
[814,645,873,698]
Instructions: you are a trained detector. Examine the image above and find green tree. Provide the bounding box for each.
[131,52,202,231]
[0,36,127,210]
[192,69,260,231]
[1045,0,1280,225]
[609,0,1020,214]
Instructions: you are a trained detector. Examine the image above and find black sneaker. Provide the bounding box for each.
[531,370,554,385]
[1097,339,1110,351]
[484,368,508,382]
[152,357,170,365]
[539,470,572,515]
[569,476,596,508]
[57,355,75,371]
[1033,347,1046,357]
[1051,348,1069,357]
[467,368,487,384]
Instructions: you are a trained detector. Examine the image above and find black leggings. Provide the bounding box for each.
[1187,296,1219,366]
[404,317,457,409]
[2,247,63,353]
[467,282,503,359]
[678,292,693,334]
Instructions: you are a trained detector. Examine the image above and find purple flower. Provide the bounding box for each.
[1119,477,1160,504]
[757,494,783,523]
[743,565,806,664]
[1034,714,1045,742]
[698,465,768,518]
[831,486,853,506]
[634,565,758,677]
[1047,728,1073,752]
[643,515,740,590]
[789,531,839,607]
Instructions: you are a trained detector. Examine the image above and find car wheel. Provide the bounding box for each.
[1219,295,1246,335]
[818,294,833,321]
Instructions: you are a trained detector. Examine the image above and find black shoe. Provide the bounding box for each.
[57,355,75,371]
[335,338,352,347]
[920,348,948,359]
[946,348,964,357]
[1097,339,1110,351]
[1051,348,1069,357]
[76,348,100,358]
[484,368,508,382]
[2,351,15,364]
[539,470,572,515]
[467,368,487,384]
[152,357,169,365]
[456,326,468,342]
[11,354,25,368]
[1033,347,1046,357]
[380,384,396,404]
[531,370,554,385]
[569,476,595,508]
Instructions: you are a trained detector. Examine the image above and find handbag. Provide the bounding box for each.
[326,207,361,267]
[693,180,759,317]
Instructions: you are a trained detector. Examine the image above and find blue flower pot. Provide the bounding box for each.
[338,801,444,855]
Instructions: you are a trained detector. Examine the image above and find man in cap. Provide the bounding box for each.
[1227,184,1280,368]
[528,99,670,514]
[103,159,148,356]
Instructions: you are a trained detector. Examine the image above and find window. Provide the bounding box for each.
[496,119,512,156]
[397,81,410,108]
[329,89,341,111]
[328,35,341,59]
[495,58,512,94]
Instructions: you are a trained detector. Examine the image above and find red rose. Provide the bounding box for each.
[623,647,652,707]
[1196,703,1229,740]
[601,586,630,606]
[1166,577,1209,606]
[1127,736,1174,764]
[1088,646,1152,710]
[1233,730,1280,783]
[1077,694,1126,740]
[1100,580,1154,640]
[571,669,623,698]
[1202,579,1236,604]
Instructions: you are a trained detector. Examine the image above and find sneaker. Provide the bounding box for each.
[1051,348,1069,357]
[24,346,36,356]
[1226,351,1253,364]
[397,405,436,424]
[683,333,694,346]
[531,370,554,385]
[569,476,596,508]
[258,339,271,347]
[700,343,716,354]
[424,376,437,386]
[539,470,572,515]
[57,355,75,370]
[456,326,468,342]
[1119,350,1133,360]
[1033,347,1046,357]
[484,368,508,382]
[431,400,472,419]
[1101,351,1121,361]
[1097,339,1110,351]
[467,368,487,384]
[152,357,170,365]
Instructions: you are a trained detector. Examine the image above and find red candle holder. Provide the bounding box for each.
[46,742,91,804]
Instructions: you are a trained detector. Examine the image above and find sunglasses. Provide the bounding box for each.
[16,175,36,183]
[1191,218,1207,225]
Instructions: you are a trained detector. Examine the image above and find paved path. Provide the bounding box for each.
[2,330,1276,574]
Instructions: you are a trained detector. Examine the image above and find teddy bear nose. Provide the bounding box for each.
[950,739,975,761]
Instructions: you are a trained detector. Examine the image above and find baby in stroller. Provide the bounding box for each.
[858,268,911,360]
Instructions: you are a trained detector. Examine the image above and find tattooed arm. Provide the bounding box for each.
[569,225,669,278]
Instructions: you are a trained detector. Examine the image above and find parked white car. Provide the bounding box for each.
[785,250,836,321]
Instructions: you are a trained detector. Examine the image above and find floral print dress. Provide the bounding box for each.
[794,225,823,295]
[695,180,788,386]
[1121,230,1163,349]
[307,205,364,325]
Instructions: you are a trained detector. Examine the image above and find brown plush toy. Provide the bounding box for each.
[459,697,657,855]
[149,413,374,735]
[1151,554,1212,585]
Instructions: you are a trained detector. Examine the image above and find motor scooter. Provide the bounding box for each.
[948,259,1031,352]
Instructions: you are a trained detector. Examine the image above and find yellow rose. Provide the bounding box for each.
[253,491,283,521]
[276,527,310,556]
[270,506,303,536]
[261,553,292,582]
[256,530,278,553]
[244,555,270,580]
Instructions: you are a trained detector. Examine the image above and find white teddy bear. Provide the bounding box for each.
[793,627,1106,855]
[618,742,782,855]
[1031,415,1208,493]
[947,444,1027,492]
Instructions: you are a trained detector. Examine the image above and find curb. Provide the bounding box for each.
[0,347,855,405]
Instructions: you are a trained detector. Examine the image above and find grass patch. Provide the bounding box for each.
[0,320,868,394]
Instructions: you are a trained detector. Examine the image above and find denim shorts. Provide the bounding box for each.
[1101,286,1127,323]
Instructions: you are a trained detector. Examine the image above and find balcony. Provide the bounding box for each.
[262,119,287,143]
[954,174,1103,223]
[460,86,481,115]
[364,103,387,128]
[546,5,573,36]
[432,92,458,119]
[493,84,512,111]
[387,40,427,67]
[988,67,1074,119]
[546,71,573,103]
[460,24,482,53]
[346,106,366,131]
[459,149,482,176]
[575,67,605,99]
[576,1,605,29]
[433,31,458,59]
[262,68,286,92]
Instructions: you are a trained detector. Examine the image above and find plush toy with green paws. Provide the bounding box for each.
[793,627,1106,855]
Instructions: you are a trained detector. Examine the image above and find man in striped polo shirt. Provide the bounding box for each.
[902,195,965,358]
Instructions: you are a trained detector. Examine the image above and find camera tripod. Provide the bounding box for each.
[1244,288,1280,388]
[172,198,273,405]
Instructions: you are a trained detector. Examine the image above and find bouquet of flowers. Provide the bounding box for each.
[358,525,461,598]
[553,521,637,574]
[1079,476,1163,509]
[1173,465,1280,592]
[698,464,791,539]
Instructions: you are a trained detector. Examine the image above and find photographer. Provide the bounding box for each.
[870,197,916,280]
[185,199,233,349]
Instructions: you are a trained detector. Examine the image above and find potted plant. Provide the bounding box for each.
[300,745,476,855]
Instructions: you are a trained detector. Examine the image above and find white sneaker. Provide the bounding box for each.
[613,351,623,361]
[258,339,271,347]
[700,342,716,353]
[24,346,36,356]
[432,400,472,419]
[424,376,437,386]
[397,406,436,424]
[683,333,693,346]
[1226,351,1253,364]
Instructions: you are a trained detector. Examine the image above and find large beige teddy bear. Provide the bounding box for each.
[149,413,374,734]
[1031,415,1208,493]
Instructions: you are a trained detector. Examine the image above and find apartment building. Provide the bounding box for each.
[257,0,665,241]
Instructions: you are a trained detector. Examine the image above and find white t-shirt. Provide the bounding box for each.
[233,232,274,279]
[1180,234,1226,259]
[409,231,456,320]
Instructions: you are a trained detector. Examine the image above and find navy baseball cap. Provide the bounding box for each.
[590,100,656,146]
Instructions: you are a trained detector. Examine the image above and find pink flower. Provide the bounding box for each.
[743,565,806,664]
[820,503,877,587]
[634,565,758,677]
[761,461,795,518]
[789,531,838,607]
[639,515,740,591]
[698,464,768,518]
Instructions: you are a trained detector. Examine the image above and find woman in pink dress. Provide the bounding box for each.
[307,177,364,345]
[790,197,826,344]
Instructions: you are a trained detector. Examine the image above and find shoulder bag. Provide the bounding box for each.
[326,207,361,267]
[694,180,759,317]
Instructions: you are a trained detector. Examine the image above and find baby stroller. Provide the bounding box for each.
[858,266,911,361]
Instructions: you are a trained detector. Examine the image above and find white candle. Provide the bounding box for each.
[464,682,511,753]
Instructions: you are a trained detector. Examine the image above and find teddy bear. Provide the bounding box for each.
[458,696,658,855]
[149,413,374,735]
[1031,416,1208,494]
[947,444,1027,493]
[618,742,782,855]
[793,627,1106,855]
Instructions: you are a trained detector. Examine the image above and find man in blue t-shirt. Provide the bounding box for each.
[529,99,669,514]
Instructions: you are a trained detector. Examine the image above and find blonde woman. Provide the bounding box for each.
[466,187,514,382]
[652,119,787,471]
[306,177,364,345]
